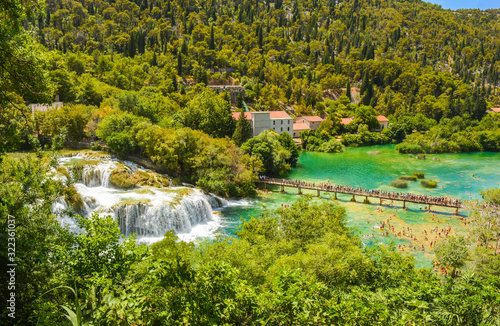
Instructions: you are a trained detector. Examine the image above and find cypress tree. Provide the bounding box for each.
[177,52,182,75]
[360,70,369,95]
[128,33,136,57]
[362,79,373,105]
[233,111,253,146]
[236,91,244,108]
[151,52,158,66]
[258,26,263,48]
[346,80,351,101]
[209,24,215,50]
[173,75,178,91]
[181,40,188,55]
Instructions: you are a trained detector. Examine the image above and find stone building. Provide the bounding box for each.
[231,111,293,137]
[208,85,245,104]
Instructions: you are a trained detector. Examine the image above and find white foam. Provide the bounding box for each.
[54,157,227,244]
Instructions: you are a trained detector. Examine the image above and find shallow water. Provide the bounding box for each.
[218,145,500,268]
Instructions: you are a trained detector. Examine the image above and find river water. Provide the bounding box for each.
[218,145,500,268]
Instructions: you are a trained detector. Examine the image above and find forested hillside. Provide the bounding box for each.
[8,0,499,154]
[34,0,500,107]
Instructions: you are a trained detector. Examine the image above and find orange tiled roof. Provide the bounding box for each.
[341,117,354,125]
[269,111,292,119]
[231,112,251,120]
[293,122,311,131]
[376,115,389,122]
[300,115,324,122]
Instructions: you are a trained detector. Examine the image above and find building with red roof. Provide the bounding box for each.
[339,115,389,132]
[341,117,354,125]
[295,116,324,131]
[231,111,293,137]
[293,122,310,137]
[375,115,389,131]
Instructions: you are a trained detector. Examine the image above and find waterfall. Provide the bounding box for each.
[114,193,215,237]
[207,193,228,208]
[55,154,228,242]
[78,162,116,187]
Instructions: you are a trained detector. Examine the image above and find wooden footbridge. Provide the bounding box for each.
[257,178,463,214]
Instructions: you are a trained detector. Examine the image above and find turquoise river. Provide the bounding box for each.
[218,145,500,268]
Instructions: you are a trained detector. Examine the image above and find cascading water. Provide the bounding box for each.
[54,153,228,243]
[80,162,115,187]
[114,192,216,237]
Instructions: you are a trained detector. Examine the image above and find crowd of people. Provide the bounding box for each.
[258,176,462,207]
[257,175,494,278]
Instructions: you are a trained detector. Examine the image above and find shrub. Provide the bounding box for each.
[63,184,84,212]
[399,175,417,181]
[420,179,437,188]
[396,142,424,154]
[413,172,425,179]
[318,139,345,153]
[91,141,102,151]
[391,179,408,188]
[417,153,426,160]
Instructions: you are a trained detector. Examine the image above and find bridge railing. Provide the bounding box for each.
[257,178,462,208]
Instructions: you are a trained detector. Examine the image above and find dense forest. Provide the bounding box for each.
[2,0,500,324]
[2,0,500,159]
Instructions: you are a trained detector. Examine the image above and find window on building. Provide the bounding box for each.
[281,127,283,131]
[273,121,275,125]
[281,120,283,124]
[288,127,290,131]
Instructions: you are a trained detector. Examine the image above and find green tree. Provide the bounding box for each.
[0,0,52,113]
[232,111,253,146]
[0,154,68,323]
[68,213,138,286]
[241,130,294,175]
[177,90,236,138]
[96,112,149,157]
[434,236,469,278]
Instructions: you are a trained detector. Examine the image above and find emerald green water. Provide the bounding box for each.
[219,145,500,268]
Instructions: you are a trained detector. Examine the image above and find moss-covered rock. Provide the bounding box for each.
[417,154,426,160]
[391,179,408,188]
[158,188,194,208]
[420,179,438,188]
[110,164,137,188]
[112,198,151,208]
[413,172,425,179]
[132,170,170,188]
[63,185,84,212]
[57,166,71,180]
[110,164,171,189]
[399,175,417,181]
